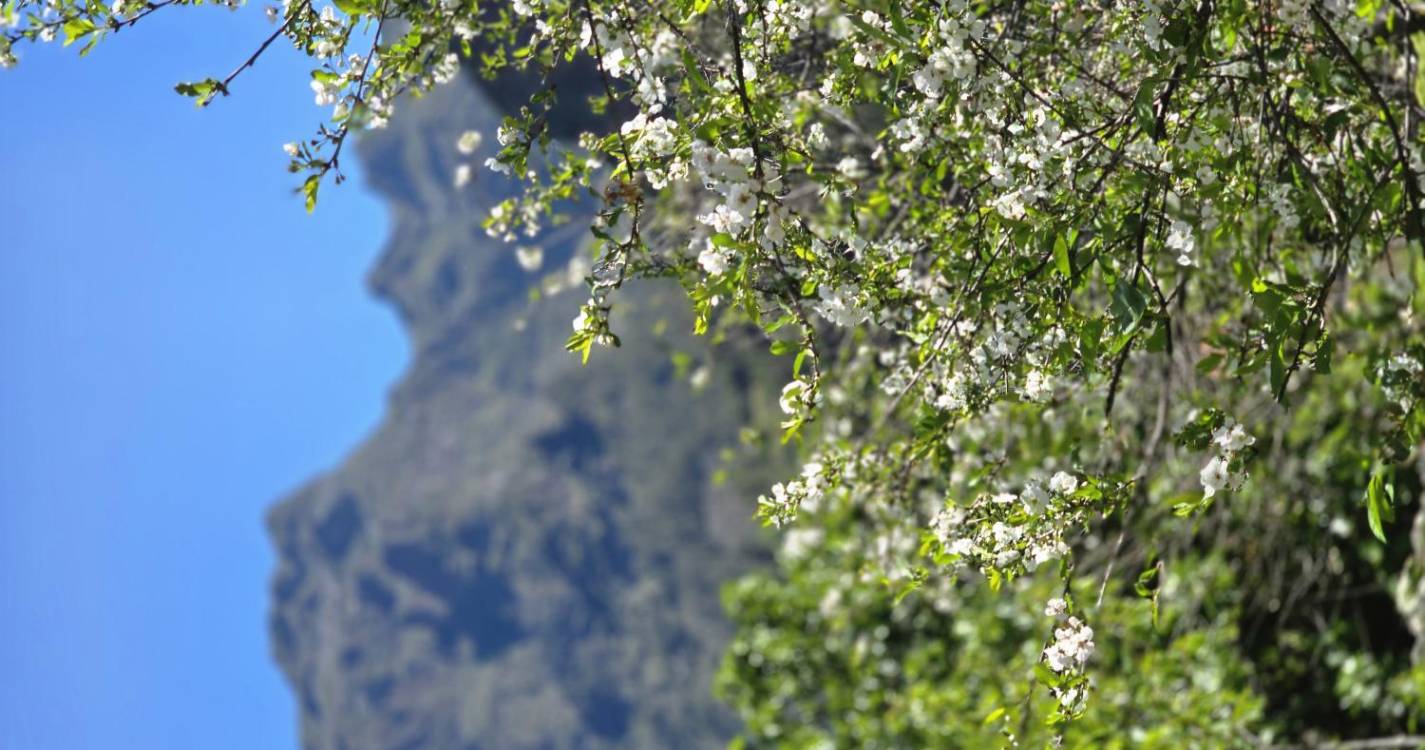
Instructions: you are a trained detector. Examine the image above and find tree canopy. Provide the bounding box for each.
[8,0,1425,745]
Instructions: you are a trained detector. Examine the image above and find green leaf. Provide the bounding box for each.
[1250,279,1286,319]
[709,233,741,249]
[1414,33,1425,106]
[780,418,803,445]
[680,48,711,95]
[1268,342,1287,402]
[1145,318,1169,353]
[1133,79,1158,135]
[1053,232,1072,278]
[1196,352,1224,375]
[1110,280,1147,331]
[1313,334,1334,374]
[564,331,592,364]
[764,315,796,333]
[1134,567,1156,593]
[62,18,96,46]
[1163,17,1190,48]
[302,174,321,213]
[1079,318,1105,368]
[332,0,370,14]
[173,78,224,107]
[1365,470,1395,543]
[79,33,103,57]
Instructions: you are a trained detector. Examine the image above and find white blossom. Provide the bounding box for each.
[453,163,473,189]
[1048,472,1079,496]
[515,246,543,272]
[484,157,512,176]
[1043,617,1095,673]
[1212,423,1254,453]
[1167,219,1196,266]
[456,130,482,155]
[1023,369,1054,402]
[1200,456,1229,499]
[697,243,733,275]
[836,156,865,179]
[813,284,870,327]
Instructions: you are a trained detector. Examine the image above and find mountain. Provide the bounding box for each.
[265,72,788,750]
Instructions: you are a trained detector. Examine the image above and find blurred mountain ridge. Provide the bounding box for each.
[266,70,786,750]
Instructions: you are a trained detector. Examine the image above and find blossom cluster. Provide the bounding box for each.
[757,457,829,529]
[1043,612,1096,713]
[1198,420,1256,501]
[929,472,1112,581]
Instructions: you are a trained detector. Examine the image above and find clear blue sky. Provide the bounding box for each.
[0,14,406,750]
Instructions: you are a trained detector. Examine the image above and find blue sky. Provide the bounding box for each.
[0,15,406,749]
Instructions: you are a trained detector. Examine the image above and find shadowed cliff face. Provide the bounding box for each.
[265,75,785,750]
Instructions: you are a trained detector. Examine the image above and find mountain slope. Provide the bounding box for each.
[266,74,786,750]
